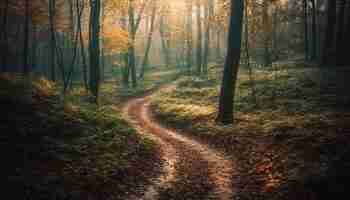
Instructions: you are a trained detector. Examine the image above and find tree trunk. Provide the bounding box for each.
[336,0,346,66]
[77,0,88,91]
[202,0,213,77]
[139,1,157,79]
[128,0,137,88]
[310,0,317,61]
[159,13,170,67]
[49,0,56,81]
[322,0,336,65]
[196,0,202,75]
[216,28,221,61]
[262,0,270,66]
[186,0,193,73]
[1,0,9,71]
[303,0,309,60]
[89,0,101,103]
[23,0,30,75]
[31,25,37,70]
[216,0,244,124]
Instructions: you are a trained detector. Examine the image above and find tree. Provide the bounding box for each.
[49,0,56,81]
[196,0,203,75]
[336,0,346,66]
[310,0,317,61]
[186,0,193,73]
[202,0,214,77]
[125,0,148,88]
[23,0,30,75]
[139,0,157,79]
[1,0,9,71]
[322,0,336,65]
[89,0,101,103]
[216,0,244,124]
[303,0,309,60]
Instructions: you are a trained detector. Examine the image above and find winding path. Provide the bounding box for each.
[123,88,235,200]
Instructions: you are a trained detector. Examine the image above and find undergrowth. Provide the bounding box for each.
[150,64,350,200]
[0,74,160,200]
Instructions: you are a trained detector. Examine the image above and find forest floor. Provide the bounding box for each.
[0,67,178,200]
[2,63,350,200]
[150,64,350,200]
[124,88,234,200]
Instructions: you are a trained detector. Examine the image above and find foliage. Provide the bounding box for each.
[150,64,350,199]
[0,74,160,199]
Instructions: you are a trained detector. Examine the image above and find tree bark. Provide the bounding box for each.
[262,0,270,66]
[303,0,309,60]
[1,0,9,71]
[186,0,193,73]
[310,0,317,60]
[196,0,202,75]
[322,0,336,65]
[336,0,346,66]
[49,0,56,81]
[203,0,213,77]
[139,1,157,79]
[89,0,101,103]
[159,13,170,67]
[216,0,244,124]
[23,0,30,75]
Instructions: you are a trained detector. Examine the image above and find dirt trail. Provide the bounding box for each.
[123,91,235,200]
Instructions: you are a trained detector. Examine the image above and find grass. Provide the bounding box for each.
[0,73,162,199]
[150,64,350,199]
[66,66,180,108]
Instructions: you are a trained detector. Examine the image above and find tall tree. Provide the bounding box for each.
[1,0,9,71]
[125,0,148,88]
[262,0,271,66]
[310,0,317,60]
[89,0,101,103]
[196,0,203,75]
[303,0,309,60]
[23,0,30,75]
[186,0,193,73]
[139,0,157,79]
[159,8,171,67]
[217,0,244,124]
[49,0,56,81]
[336,0,346,66]
[322,0,336,65]
[203,0,213,77]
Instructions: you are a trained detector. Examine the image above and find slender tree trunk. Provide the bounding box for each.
[100,3,105,81]
[31,25,37,70]
[89,0,101,103]
[196,0,202,75]
[202,0,212,77]
[310,0,317,60]
[49,0,56,81]
[139,1,157,79]
[216,28,221,61]
[77,0,88,90]
[216,0,244,124]
[1,0,9,71]
[128,0,137,88]
[159,13,170,67]
[186,0,193,73]
[23,0,30,75]
[336,0,346,66]
[303,0,309,61]
[262,0,270,66]
[322,0,336,65]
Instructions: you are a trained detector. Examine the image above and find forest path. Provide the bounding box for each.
[123,87,235,200]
